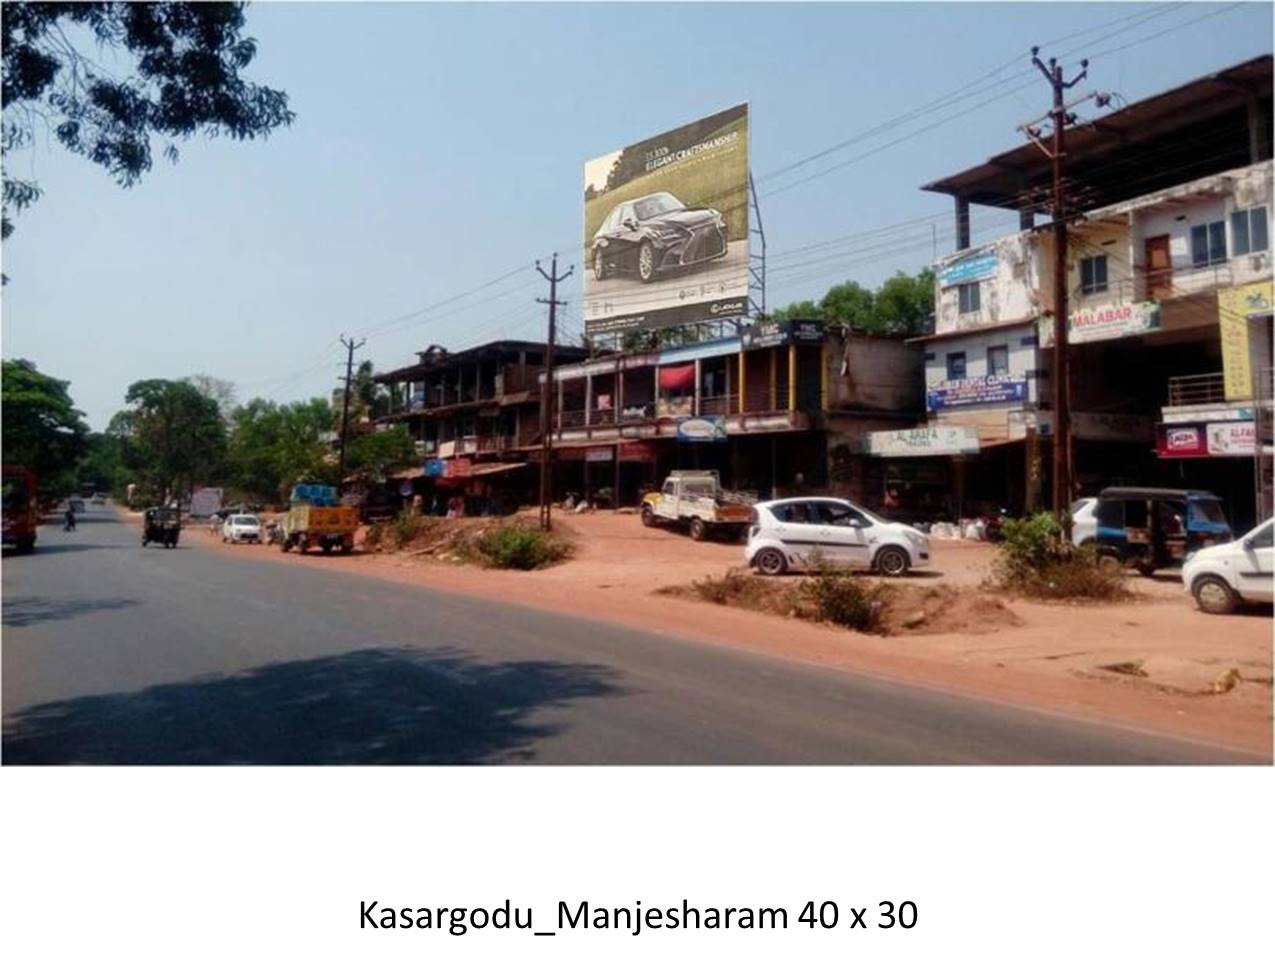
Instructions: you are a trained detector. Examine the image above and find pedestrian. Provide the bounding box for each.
[63,504,76,531]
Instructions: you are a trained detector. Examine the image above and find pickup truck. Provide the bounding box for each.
[280,484,359,554]
[640,470,755,541]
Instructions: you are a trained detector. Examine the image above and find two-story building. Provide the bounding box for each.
[891,54,1273,528]
[373,339,590,511]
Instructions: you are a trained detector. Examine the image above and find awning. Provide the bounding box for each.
[467,461,528,477]
[658,363,695,392]
[388,467,428,481]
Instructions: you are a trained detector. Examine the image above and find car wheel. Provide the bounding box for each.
[322,542,332,555]
[641,505,656,527]
[1193,575,1238,615]
[754,547,787,576]
[1096,550,1122,573]
[1134,560,1157,577]
[141,539,148,547]
[593,248,608,281]
[875,546,910,577]
[637,241,656,283]
[280,537,290,553]
[689,517,707,541]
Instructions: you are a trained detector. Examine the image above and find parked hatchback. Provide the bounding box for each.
[745,497,930,576]
[1181,518,1273,614]
[222,514,262,544]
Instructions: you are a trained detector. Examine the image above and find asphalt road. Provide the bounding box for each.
[1,505,1255,764]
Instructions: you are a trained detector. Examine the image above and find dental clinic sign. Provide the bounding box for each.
[1039,300,1161,347]
[927,374,1028,411]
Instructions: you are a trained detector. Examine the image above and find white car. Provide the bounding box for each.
[1181,519,1273,614]
[745,497,930,576]
[222,514,262,544]
[1071,497,1098,546]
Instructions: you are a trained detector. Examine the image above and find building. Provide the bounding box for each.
[872,55,1273,529]
[373,339,590,511]
[541,319,921,507]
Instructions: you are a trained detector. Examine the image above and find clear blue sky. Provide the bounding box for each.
[3,1,1271,429]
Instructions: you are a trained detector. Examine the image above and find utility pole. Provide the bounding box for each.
[337,333,366,495]
[536,253,573,531]
[1020,48,1107,533]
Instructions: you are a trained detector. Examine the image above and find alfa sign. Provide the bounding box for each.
[1157,420,1257,458]
[1039,300,1161,346]
[1207,421,1256,456]
[863,426,981,457]
[926,375,1027,411]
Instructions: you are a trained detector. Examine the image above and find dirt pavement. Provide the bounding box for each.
[188,509,1272,756]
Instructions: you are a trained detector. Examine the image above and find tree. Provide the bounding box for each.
[821,281,875,328]
[183,374,237,420]
[345,425,415,483]
[1,358,89,494]
[768,268,935,337]
[769,300,824,322]
[2,2,294,250]
[118,378,226,501]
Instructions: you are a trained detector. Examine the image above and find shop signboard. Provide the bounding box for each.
[618,440,657,462]
[438,440,457,459]
[444,458,473,478]
[863,425,981,457]
[1217,280,1272,401]
[741,318,824,349]
[585,447,614,462]
[1156,424,1207,458]
[676,416,728,442]
[189,487,223,518]
[926,374,1027,411]
[938,247,997,288]
[423,459,445,478]
[1206,420,1256,456]
[1039,301,1161,347]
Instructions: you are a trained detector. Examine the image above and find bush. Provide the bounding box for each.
[801,558,888,632]
[473,522,569,570]
[992,512,1129,601]
[363,511,440,552]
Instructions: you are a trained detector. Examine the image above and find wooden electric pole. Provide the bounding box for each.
[536,253,572,531]
[337,333,366,495]
[1020,48,1107,533]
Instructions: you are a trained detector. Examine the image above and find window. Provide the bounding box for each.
[1079,255,1108,294]
[814,501,869,527]
[1191,220,1227,267]
[1232,206,1269,256]
[1249,521,1273,549]
[957,282,980,314]
[772,501,816,525]
[946,352,967,381]
[987,345,1009,377]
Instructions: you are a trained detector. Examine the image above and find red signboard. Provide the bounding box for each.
[1156,424,1207,458]
[618,440,657,462]
[444,457,474,477]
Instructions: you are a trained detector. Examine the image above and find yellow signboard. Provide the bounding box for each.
[1217,281,1273,401]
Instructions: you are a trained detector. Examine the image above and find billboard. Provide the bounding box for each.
[583,104,749,335]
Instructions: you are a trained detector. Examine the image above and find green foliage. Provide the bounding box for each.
[769,268,935,336]
[473,523,570,570]
[2,2,294,251]
[118,378,227,501]
[993,512,1130,601]
[345,425,416,482]
[1,358,89,495]
[226,396,334,502]
[801,558,888,632]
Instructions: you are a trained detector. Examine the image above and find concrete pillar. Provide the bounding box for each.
[768,350,777,411]
[819,342,829,410]
[585,373,593,427]
[738,350,746,414]
[787,343,797,412]
[955,196,971,251]
[694,358,702,415]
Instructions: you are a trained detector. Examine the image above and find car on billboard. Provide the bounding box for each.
[591,192,729,284]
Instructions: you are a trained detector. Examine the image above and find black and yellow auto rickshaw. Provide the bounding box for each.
[142,506,181,548]
[1093,487,1232,575]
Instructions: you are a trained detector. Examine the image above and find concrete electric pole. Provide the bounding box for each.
[337,333,366,495]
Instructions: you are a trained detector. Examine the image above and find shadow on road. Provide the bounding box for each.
[2,595,141,627]
[2,646,626,764]
[4,543,129,557]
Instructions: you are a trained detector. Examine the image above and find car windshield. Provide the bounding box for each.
[232,515,258,526]
[1071,498,1092,514]
[634,193,683,220]
[1187,499,1227,526]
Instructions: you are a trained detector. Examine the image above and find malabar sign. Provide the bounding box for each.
[1039,300,1161,347]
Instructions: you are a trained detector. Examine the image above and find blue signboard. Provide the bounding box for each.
[423,459,446,478]
[927,375,1028,411]
[938,249,997,288]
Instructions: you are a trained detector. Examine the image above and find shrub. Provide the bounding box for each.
[801,559,888,632]
[992,512,1129,601]
[690,569,764,606]
[364,520,385,550]
[473,522,569,570]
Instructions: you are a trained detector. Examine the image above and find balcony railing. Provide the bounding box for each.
[699,393,739,416]
[1167,372,1226,407]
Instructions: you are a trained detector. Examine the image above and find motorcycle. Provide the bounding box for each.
[980,507,1010,542]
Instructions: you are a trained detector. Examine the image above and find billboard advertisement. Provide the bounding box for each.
[583,104,749,335]
[926,374,1028,411]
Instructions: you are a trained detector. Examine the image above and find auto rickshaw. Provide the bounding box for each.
[142,506,182,548]
[1092,487,1232,575]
